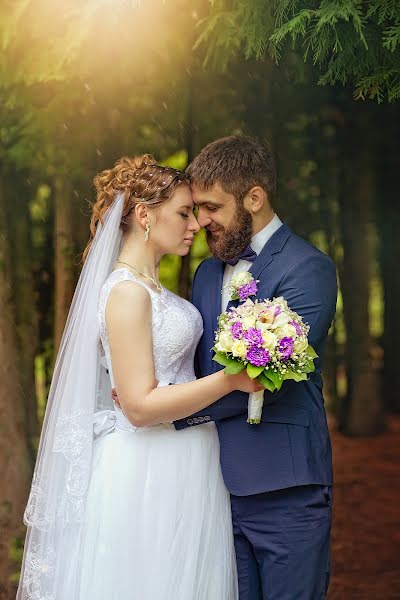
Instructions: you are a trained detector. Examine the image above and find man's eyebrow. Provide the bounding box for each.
[194,199,223,207]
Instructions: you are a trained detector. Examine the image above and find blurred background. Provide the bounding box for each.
[1,1,399,598]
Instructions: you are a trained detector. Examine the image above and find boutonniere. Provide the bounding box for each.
[224,271,259,302]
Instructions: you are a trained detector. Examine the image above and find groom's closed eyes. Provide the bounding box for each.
[194,201,223,220]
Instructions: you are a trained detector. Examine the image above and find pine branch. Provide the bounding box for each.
[383,25,400,51]
[203,0,400,101]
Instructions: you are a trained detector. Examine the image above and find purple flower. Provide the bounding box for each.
[274,305,282,317]
[243,327,263,347]
[279,337,294,361]
[238,280,258,301]
[230,321,243,339]
[289,320,302,336]
[246,346,271,367]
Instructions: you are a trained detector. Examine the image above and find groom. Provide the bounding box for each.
[174,135,337,599]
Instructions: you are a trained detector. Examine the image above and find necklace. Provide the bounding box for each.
[115,260,163,293]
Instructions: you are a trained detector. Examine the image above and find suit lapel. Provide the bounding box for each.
[250,223,291,281]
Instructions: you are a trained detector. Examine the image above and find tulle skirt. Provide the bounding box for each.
[76,415,238,599]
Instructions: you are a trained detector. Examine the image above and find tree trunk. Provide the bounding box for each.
[9,181,39,463]
[375,104,400,413]
[54,177,76,352]
[0,176,31,597]
[338,103,384,436]
[314,105,341,415]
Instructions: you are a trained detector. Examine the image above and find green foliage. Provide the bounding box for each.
[306,345,318,359]
[247,364,265,379]
[202,0,400,101]
[257,371,275,392]
[212,352,246,373]
[9,533,24,582]
[195,2,275,67]
[264,368,283,390]
[282,370,308,381]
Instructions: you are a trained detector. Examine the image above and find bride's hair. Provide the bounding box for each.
[82,154,189,262]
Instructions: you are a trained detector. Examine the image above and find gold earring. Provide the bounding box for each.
[145,221,150,242]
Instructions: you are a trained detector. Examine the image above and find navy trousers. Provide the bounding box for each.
[230,485,332,600]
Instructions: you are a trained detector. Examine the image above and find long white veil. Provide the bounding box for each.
[17,194,124,599]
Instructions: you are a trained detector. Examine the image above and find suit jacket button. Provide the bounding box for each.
[193,417,199,424]
[204,416,210,421]
[198,416,204,423]
[187,418,193,425]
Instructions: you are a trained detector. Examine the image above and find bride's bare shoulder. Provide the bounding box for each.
[106,279,151,322]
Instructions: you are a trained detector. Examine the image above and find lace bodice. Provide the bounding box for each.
[98,268,203,390]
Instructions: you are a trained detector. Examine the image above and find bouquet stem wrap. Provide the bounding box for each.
[248,390,265,424]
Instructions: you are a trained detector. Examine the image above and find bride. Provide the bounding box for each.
[17,154,262,600]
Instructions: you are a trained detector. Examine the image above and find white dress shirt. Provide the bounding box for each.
[221,214,283,311]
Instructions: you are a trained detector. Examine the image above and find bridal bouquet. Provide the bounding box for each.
[213,273,317,424]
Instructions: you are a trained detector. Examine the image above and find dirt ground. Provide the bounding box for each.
[328,416,400,599]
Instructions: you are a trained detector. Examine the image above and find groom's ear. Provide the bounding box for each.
[244,186,267,214]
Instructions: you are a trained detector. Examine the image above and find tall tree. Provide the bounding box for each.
[374,103,400,412]
[8,179,40,461]
[0,173,31,596]
[336,99,383,434]
[53,177,76,351]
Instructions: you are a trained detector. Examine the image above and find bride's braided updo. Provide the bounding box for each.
[83,154,189,262]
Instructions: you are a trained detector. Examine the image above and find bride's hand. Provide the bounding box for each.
[228,371,265,394]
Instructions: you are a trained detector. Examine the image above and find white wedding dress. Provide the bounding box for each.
[75,268,238,599]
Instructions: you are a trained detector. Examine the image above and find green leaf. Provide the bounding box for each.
[246,364,264,379]
[282,370,308,382]
[212,352,232,367]
[212,353,245,374]
[264,368,283,391]
[306,345,318,359]
[303,359,315,374]
[257,372,276,392]
[224,362,246,375]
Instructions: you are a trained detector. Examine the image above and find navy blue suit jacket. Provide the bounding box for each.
[174,224,337,496]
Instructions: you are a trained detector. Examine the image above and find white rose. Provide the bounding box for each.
[294,337,308,353]
[261,330,278,351]
[233,271,252,287]
[242,315,256,330]
[258,308,275,324]
[256,321,272,333]
[270,312,290,329]
[231,339,248,358]
[238,298,255,316]
[274,324,297,339]
[253,303,266,316]
[273,297,289,310]
[216,331,234,352]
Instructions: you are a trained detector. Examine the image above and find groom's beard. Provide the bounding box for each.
[206,205,253,262]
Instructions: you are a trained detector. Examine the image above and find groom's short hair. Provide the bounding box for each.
[186,135,276,206]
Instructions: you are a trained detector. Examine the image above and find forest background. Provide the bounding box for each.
[1,1,399,597]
